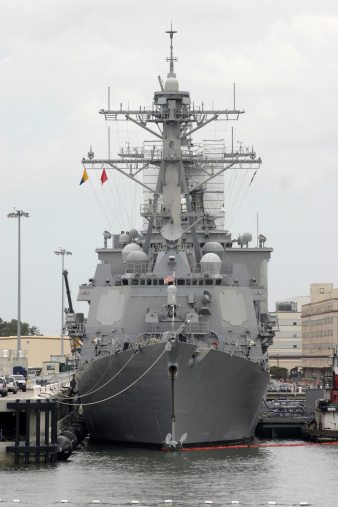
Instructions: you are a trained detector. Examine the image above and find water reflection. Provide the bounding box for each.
[1,439,338,506]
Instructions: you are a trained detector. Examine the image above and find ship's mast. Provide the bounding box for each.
[157,29,187,244]
[81,29,262,259]
[166,25,177,78]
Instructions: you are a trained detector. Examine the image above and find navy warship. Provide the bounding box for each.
[69,29,275,448]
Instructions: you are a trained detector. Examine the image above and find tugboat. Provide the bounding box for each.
[303,355,338,442]
[69,28,275,448]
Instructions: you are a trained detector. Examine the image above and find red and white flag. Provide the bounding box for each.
[164,274,175,285]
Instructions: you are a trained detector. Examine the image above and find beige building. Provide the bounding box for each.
[269,296,310,372]
[302,283,338,378]
[0,335,72,374]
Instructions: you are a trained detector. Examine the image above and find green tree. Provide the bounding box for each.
[28,325,43,336]
[0,318,43,336]
[270,366,288,380]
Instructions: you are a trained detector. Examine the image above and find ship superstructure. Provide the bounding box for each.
[70,29,275,447]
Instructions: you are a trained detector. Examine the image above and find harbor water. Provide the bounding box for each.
[0,438,337,506]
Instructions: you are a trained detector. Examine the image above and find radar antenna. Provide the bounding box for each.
[165,24,177,77]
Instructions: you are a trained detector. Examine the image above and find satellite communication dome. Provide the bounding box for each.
[126,251,148,273]
[237,232,252,247]
[128,228,139,240]
[122,243,142,263]
[243,232,252,244]
[119,232,130,245]
[165,77,179,91]
[202,242,224,258]
[200,253,221,275]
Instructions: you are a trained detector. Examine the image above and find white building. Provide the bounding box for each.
[269,296,310,373]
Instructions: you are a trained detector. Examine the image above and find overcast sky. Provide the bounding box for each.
[1,0,338,337]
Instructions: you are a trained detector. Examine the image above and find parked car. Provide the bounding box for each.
[12,374,27,392]
[0,377,8,397]
[6,376,18,394]
[281,385,292,392]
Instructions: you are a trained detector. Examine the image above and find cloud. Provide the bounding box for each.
[2,0,338,334]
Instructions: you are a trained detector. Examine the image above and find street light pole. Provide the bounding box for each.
[7,209,29,353]
[54,248,72,356]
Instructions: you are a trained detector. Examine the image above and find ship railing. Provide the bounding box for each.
[144,322,209,333]
[180,208,203,219]
[190,262,232,276]
[185,322,210,335]
[220,342,248,357]
[66,322,85,337]
[190,263,201,274]
[94,348,112,358]
[174,110,191,120]
[151,242,193,253]
[140,203,172,218]
[0,349,28,359]
[125,262,149,274]
[143,322,210,339]
[258,321,276,335]
[151,108,191,121]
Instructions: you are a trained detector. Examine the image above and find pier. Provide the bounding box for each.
[256,389,324,439]
[0,381,78,464]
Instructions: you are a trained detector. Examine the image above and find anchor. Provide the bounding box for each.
[164,431,187,451]
[163,364,187,450]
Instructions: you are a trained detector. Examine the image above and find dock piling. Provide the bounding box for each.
[6,399,59,463]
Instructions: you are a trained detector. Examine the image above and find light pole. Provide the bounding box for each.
[7,209,29,353]
[313,374,317,389]
[54,248,72,356]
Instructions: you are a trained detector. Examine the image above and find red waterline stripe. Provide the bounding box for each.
[162,441,338,451]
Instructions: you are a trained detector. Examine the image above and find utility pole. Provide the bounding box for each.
[7,209,29,353]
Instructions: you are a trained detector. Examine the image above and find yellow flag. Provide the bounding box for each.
[80,169,88,185]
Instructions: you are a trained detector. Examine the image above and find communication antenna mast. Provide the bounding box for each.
[165,24,177,77]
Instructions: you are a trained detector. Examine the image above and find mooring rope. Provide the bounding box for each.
[57,350,136,400]
[50,346,167,406]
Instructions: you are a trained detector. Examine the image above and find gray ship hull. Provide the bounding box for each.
[76,341,269,447]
